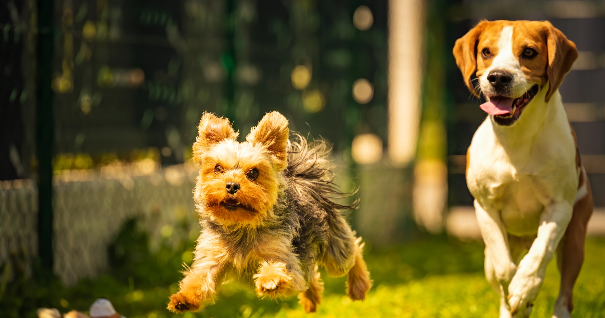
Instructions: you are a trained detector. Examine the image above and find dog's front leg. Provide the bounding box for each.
[168,234,227,313]
[475,200,517,317]
[253,236,307,298]
[508,201,573,317]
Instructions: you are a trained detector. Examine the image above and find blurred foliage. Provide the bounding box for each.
[2,226,604,317]
[0,257,65,318]
[52,148,160,172]
[0,216,194,317]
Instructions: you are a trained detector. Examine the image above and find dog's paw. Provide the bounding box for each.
[254,261,300,298]
[507,269,542,317]
[167,292,202,313]
[254,272,292,298]
[510,302,533,318]
[552,298,572,318]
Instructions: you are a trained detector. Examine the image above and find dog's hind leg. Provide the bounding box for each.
[298,266,324,313]
[554,234,580,318]
[345,238,372,300]
[553,182,593,318]
[321,215,371,300]
[322,216,357,277]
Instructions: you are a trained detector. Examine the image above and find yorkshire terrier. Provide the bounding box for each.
[167,111,372,313]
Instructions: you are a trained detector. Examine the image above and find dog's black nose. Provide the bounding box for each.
[226,182,240,194]
[487,71,513,90]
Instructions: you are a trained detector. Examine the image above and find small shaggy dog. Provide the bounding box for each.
[167,111,372,313]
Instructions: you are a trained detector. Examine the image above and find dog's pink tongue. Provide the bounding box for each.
[480,96,514,115]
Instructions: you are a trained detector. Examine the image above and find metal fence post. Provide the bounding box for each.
[36,0,55,273]
[223,0,236,126]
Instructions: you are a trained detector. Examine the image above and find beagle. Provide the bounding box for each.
[453,21,593,318]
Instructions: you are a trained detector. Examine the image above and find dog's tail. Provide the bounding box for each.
[346,237,372,301]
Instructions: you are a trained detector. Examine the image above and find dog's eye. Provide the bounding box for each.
[481,48,491,58]
[246,168,259,181]
[214,164,224,174]
[523,48,537,58]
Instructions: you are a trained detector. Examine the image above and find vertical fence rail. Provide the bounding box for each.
[223,0,236,126]
[36,0,55,273]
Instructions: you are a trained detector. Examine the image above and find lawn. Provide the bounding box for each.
[4,230,605,318]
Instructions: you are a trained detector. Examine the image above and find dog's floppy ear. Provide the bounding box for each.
[193,112,238,162]
[453,20,488,97]
[544,22,578,102]
[246,111,289,170]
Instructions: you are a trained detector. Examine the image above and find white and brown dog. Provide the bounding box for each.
[453,20,594,318]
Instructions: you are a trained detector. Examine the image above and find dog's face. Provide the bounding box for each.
[192,112,289,226]
[453,20,578,126]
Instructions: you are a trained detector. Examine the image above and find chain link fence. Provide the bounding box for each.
[0,163,200,285]
[0,179,37,280]
[0,159,413,286]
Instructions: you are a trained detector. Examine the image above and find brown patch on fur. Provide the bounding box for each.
[346,238,372,301]
[193,113,238,166]
[246,112,289,170]
[544,22,578,101]
[570,124,582,172]
[453,20,488,97]
[298,268,324,313]
[557,167,593,314]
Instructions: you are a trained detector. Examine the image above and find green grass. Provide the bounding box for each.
[4,234,605,317]
[274,238,605,318]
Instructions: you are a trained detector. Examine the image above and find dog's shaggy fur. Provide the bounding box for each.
[167,112,371,313]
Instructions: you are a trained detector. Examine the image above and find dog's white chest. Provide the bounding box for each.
[498,176,544,236]
[471,164,544,236]
[466,121,565,236]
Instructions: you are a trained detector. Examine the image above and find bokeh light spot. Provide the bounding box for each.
[52,77,72,93]
[291,65,312,90]
[181,250,193,264]
[97,66,113,87]
[353,6,373,31]
[83,20,96,39]
[352,134,383,164]
[303,89,325,113]
[130,68,145,86]
[161,147,172,157]
[161,225,173,238]
[353,78,374,104]
[81,100,92,114]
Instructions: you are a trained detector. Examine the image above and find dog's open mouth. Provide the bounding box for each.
[481,84,539,126]
[219,199,257,213]
[221,199,241,210]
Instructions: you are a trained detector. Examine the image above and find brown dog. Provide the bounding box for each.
[167,112,371,313]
